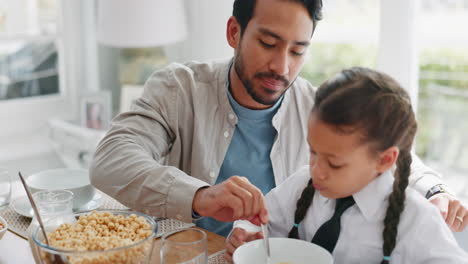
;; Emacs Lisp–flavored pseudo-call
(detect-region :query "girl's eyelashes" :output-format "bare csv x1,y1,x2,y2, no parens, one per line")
310,149,343,169
328,162,343,170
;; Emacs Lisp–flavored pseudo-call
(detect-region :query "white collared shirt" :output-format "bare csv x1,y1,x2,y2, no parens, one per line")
235,166,468,264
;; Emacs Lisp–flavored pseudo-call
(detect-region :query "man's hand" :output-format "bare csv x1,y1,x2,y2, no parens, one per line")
192,176,268,223
429,193,468,232
224,227,263,263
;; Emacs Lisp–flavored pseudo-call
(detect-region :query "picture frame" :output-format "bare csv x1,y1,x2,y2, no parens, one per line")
80,91,112,130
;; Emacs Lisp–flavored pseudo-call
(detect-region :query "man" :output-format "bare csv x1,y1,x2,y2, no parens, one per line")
90,0,467,237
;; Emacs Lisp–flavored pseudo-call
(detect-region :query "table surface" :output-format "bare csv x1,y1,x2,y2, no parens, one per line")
0,179,227,263
152,227,226,264
0,226,226,264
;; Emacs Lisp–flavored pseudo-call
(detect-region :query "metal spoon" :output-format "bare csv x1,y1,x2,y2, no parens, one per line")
261,223,271,264
18,171,67,264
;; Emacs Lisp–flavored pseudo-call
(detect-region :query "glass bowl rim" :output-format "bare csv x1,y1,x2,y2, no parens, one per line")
161,227,207,246
32,189,74,204
0,215,7,232
32,209,157,255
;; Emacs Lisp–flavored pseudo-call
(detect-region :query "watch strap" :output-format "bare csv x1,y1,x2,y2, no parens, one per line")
425,184,450,199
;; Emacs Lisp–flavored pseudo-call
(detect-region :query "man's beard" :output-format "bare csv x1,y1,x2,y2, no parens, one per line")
233,50,291,106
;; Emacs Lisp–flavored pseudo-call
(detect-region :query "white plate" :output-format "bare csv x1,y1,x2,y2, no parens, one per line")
10,193,103,218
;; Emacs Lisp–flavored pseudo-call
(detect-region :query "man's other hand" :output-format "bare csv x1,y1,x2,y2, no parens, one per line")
429,193,468,232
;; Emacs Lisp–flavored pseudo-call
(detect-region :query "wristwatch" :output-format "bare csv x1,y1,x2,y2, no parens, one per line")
425,184,451,199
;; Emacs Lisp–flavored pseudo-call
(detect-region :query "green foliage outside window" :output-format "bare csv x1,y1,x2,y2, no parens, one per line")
299,44,468,167
300,43,377,86
417,48,468,166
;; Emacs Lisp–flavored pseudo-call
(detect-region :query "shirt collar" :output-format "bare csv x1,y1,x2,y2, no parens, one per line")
352,169,394,222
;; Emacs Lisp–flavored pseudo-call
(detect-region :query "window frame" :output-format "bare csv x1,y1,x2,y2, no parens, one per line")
0,0,99,139
377,0,420,110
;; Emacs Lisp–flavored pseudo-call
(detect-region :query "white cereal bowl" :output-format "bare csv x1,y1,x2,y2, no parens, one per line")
233,237,333,264
0,215,7,240
27,168,95,210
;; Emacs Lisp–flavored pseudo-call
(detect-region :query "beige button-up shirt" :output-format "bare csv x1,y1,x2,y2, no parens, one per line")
90,59,443,222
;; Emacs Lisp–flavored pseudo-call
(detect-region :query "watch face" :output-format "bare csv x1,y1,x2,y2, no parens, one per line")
426,184,446,199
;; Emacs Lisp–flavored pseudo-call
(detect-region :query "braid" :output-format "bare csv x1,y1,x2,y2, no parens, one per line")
288,179,315,238
380,151,412,264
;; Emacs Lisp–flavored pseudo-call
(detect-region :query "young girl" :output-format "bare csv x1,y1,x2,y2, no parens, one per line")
225,67,468,263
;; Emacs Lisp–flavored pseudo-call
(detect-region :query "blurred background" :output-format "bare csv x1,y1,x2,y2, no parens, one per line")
0,0,466,205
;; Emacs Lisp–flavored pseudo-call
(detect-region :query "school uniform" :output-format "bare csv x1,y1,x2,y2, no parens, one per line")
234,166,468,263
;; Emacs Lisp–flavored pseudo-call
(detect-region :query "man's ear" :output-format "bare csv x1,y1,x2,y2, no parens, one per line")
376,146,399,173
226,16,241,49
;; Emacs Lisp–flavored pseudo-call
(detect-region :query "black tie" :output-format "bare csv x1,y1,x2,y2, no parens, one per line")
311,196,355,253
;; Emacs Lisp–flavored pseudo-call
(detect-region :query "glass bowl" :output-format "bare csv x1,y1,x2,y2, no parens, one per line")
32,210,157,264
0,215,7,240
27,168,95,210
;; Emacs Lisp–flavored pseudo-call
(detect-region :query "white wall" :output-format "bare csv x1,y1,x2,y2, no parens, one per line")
165,0,233,62
377,0,420,109
98,0,234,114
97,45,120,115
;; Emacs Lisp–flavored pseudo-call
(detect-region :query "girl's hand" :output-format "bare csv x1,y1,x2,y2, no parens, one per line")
224,227,264,263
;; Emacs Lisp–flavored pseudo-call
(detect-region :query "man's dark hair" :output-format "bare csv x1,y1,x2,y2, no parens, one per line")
232,0,323,35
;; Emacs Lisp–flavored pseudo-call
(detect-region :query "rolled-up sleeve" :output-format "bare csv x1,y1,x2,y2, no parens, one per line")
90,67,209,222
408,153,445,197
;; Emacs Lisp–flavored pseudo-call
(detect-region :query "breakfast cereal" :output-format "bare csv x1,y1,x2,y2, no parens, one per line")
40,211,154,264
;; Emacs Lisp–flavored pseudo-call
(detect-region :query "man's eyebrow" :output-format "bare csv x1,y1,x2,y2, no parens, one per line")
258,27,310,47
259,28,283,40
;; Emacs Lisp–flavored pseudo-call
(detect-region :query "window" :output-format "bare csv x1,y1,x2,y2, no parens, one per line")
0,0,100,140
416,0,468,199
0,0,59,100
300,0,380,84
300,0,468,201
0,0,66,140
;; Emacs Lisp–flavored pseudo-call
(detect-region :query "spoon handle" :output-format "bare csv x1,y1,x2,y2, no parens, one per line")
261,223,271,264
18,171,50,245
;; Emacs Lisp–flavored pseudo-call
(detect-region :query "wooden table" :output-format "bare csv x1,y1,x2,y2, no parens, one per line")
151,227,226,263
0,179,227,263
0,225,226,263
0,229,35,263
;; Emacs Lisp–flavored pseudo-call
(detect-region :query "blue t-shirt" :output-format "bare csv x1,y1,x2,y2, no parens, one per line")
196,86,282,236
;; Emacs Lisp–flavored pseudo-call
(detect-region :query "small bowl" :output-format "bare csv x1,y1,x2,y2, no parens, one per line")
27,168,95,210
233,237,333,264
0,215,7,240
32,210,157,264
